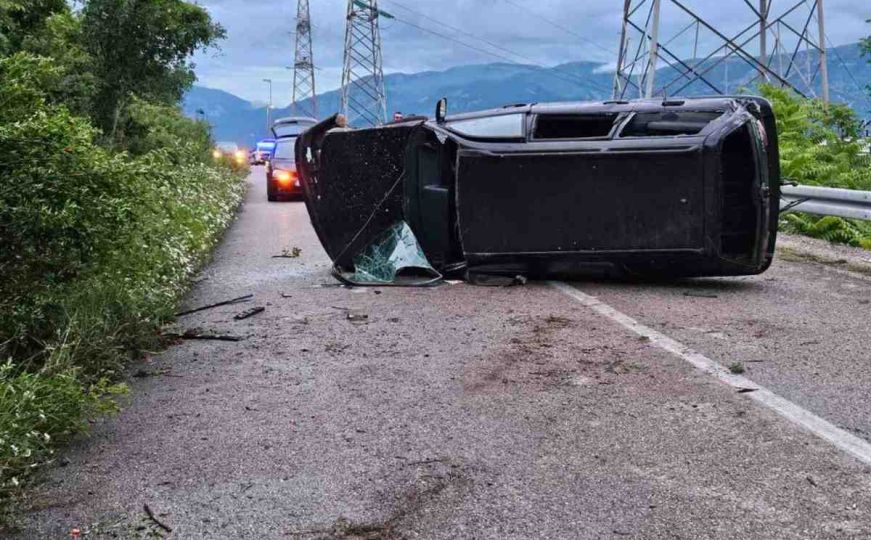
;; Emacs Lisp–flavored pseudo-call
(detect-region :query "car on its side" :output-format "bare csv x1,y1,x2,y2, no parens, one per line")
297,96,781,282
213,141,246,165
266,137,302,202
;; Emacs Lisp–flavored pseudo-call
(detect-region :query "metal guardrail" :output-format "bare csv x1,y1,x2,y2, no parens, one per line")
780,185,871,221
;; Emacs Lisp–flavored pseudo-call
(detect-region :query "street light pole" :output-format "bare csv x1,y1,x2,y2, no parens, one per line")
262,78,273,132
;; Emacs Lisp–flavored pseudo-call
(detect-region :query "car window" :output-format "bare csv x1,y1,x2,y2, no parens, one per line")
447,114,524,138
272,122,314,138
216,142,238,152
273,138,297,160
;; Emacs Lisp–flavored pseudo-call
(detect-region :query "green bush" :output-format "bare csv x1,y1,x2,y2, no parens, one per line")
0,362,126,504
758,84,871,247
0,52,246,507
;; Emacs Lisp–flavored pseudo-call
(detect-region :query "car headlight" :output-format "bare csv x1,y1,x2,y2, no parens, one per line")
212,150,222,159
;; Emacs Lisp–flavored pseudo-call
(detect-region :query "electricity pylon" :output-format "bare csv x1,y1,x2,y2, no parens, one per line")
292,0,317,118
613,0,829,102
340,0,388,127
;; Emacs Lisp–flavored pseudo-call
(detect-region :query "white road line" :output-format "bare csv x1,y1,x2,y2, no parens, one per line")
550,280,871,468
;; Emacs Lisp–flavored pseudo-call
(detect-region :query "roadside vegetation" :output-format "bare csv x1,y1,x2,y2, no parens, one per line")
0,0,246,522
762,24,871,248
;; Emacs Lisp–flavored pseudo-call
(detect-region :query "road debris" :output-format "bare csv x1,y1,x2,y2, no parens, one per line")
684,291,719,299
729,362,746,374
347,312,369,323
132,368,175,378
234,306,266,320
165,329,244,342
510,275,528,286
273,247,302,258
143,503,172,533
175,294,253,317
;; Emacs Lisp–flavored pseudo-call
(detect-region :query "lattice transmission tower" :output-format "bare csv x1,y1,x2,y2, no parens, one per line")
340,0,388,127
613,0,829,102
292,0,317,118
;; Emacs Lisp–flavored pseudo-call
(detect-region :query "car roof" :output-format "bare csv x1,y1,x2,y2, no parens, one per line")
441,96,748,123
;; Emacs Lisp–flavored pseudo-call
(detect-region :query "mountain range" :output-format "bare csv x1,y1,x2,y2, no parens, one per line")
184,43,870,146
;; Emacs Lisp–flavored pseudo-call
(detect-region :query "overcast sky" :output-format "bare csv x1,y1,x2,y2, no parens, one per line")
192,0,869,104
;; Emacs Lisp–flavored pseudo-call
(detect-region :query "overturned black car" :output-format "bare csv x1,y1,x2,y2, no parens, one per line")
296,97,780,284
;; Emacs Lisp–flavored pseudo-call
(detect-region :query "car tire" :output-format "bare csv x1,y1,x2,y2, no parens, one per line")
267,181,277,202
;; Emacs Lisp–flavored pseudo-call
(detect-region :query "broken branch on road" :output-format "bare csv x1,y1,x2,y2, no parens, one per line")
234,306,266,320
174,294,253,317
164,329,244,342
683,291,719,299
143,503,172,533
273,247,302,258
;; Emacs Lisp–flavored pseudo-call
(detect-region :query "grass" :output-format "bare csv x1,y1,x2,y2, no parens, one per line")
729,362,746,375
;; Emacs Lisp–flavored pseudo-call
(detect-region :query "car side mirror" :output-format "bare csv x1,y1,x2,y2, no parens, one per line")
435,98,447,124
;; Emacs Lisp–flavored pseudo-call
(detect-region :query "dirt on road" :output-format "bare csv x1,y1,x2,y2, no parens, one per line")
15,171,871,539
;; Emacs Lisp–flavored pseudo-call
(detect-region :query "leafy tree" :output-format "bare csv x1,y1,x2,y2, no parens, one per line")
759,84,871,247
119,97,213,161
0,0,67,54
80,0,225,143
20,13,96,116
760,84,869,189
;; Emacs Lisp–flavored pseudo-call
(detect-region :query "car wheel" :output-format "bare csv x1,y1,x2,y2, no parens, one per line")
267,181,277,202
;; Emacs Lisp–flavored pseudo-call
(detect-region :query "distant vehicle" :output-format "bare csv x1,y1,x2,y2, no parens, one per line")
297,96,781,283
251,139,276,165
213,141,246,165
266,137,302,202
271,117,317,139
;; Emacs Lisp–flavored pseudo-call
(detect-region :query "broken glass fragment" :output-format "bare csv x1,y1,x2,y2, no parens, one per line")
352,222,439,284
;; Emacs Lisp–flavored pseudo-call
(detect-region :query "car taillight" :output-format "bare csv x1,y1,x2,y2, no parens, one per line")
275,170,297,184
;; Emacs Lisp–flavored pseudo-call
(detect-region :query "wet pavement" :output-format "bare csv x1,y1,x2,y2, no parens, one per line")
16,170,871,539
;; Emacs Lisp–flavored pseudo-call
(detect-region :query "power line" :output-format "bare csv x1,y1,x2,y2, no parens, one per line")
382,0,555,68
378,2,610,95
824,34,864,97
499,0,616,57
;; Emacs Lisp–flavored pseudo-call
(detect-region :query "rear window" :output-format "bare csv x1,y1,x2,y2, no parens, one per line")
620,111,723,137
273,138,297,160
533,114,620,139
273,122,314,138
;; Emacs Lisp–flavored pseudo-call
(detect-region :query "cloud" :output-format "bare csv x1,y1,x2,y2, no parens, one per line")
192,0,870,103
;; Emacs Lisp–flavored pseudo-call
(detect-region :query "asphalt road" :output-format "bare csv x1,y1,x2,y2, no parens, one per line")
17,170,871,539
